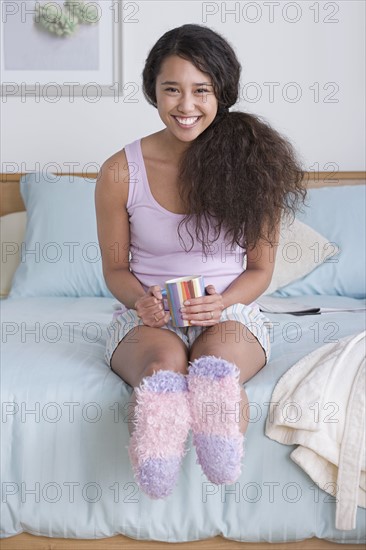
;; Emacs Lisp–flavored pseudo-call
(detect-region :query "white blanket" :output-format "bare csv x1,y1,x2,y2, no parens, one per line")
265,330,366,531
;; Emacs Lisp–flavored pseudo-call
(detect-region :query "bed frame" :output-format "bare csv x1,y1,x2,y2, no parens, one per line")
1,171,365,550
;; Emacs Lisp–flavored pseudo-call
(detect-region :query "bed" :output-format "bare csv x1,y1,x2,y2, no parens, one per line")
1,171,365,549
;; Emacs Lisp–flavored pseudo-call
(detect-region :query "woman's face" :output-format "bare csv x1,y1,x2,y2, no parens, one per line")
155,55,218,144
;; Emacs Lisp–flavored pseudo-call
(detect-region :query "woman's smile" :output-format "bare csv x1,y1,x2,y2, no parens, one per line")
172,115,203,128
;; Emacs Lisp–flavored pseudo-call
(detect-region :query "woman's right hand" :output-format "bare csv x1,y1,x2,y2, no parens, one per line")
134,286,171,327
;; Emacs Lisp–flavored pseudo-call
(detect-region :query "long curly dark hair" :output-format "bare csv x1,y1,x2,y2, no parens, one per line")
142,24,307,256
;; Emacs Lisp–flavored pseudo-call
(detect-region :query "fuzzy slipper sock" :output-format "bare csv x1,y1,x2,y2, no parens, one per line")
187,355,244,484
128,370,191,499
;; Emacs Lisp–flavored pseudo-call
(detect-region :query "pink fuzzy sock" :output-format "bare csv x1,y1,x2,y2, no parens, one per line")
187,355,244,484
128,370,191,499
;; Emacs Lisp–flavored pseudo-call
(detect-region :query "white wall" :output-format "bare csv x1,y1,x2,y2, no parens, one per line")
1,0,365,172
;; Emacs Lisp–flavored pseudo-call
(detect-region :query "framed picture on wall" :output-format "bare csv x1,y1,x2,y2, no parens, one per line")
0,0,123,97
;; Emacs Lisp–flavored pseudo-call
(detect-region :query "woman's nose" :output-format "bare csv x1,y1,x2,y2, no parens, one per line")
177,93,197,114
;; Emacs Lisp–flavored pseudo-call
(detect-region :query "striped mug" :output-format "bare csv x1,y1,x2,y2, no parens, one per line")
162,276,206,327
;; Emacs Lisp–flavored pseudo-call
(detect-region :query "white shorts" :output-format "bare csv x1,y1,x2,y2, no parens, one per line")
105,303,273,368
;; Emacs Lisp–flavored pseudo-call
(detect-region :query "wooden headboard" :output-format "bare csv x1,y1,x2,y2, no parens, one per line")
0,172,365,217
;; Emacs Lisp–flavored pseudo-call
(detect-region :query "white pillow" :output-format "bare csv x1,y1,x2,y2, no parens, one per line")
262,217,340,296
0,211,27,297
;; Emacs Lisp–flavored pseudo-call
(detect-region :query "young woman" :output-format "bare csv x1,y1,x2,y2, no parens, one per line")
95,24,306,500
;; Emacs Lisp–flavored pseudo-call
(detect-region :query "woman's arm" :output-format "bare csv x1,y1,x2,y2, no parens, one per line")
95,149,146,309
221,219,281,308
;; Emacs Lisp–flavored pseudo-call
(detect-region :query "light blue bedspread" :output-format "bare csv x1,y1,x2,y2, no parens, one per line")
1,296,365,543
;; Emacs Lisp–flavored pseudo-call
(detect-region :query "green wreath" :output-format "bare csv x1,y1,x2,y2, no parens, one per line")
34,1,99,37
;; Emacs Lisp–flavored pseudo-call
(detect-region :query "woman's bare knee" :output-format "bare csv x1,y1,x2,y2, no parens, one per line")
139,337,189,380
111,327,189,387
141,354,188,381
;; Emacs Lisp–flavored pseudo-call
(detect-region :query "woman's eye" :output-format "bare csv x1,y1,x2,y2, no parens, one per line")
164,87,210,94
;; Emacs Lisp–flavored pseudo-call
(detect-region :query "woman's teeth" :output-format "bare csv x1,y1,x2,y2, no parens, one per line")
175,116,200,125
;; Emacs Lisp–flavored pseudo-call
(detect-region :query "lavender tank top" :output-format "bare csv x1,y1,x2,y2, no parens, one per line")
125,139,257,307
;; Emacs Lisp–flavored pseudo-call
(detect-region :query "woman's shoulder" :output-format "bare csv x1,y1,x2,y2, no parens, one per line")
99,147,129,180
96,132,163,202
96,147,130,206
101,132,160,169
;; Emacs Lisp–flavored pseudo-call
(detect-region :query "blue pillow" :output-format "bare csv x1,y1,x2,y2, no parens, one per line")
9,173,113,298
271,185,366,299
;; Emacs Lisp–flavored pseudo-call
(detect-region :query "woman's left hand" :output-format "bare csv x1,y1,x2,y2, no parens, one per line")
179,284,225,326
